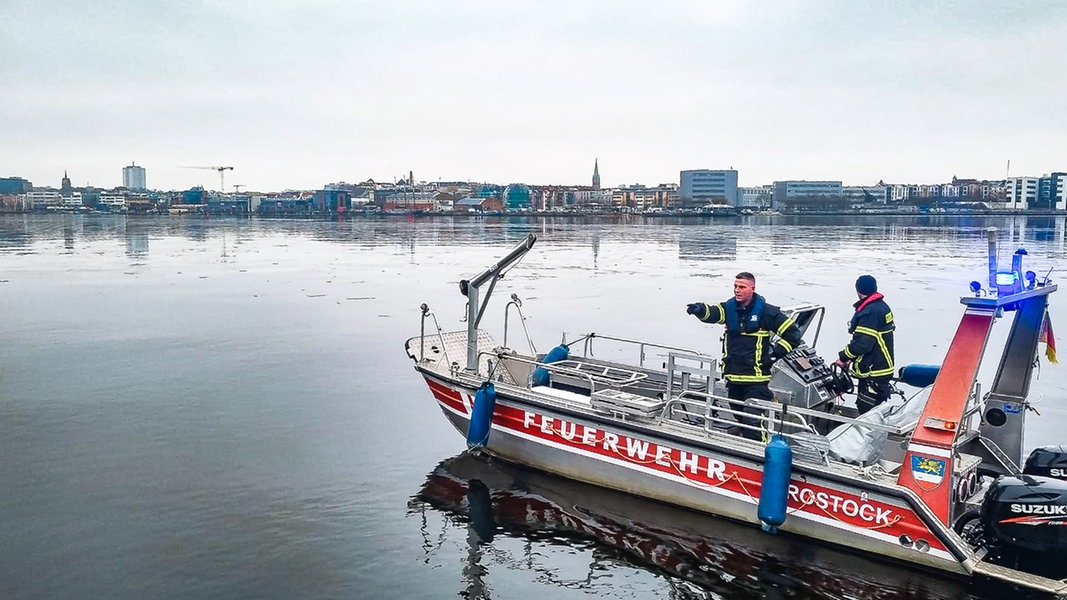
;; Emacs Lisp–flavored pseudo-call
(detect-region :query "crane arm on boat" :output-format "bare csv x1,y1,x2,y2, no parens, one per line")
459,234,536,371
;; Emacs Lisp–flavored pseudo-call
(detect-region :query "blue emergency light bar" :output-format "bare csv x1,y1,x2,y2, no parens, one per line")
995,271,1017,286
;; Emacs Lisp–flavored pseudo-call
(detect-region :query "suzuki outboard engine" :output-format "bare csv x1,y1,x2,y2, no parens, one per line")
1023,445,1067,481
977,473,1067,577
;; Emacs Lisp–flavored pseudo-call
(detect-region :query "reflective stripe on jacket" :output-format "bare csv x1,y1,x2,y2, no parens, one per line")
839,293,895,379
696,294,804,383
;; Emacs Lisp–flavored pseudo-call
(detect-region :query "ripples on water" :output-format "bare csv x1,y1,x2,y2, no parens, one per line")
1,213,1065,600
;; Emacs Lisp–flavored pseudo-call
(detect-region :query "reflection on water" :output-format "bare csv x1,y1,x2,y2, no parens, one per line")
3,213,1066,259
413,452,1000,600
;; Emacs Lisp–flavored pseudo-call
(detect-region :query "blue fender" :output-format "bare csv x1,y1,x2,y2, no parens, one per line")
757,434,793,533
898,364,941,388
466,382,497,448
531,344,570,387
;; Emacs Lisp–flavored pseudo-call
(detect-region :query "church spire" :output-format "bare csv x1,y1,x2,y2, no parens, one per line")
60,170,72,196
592,158,601,190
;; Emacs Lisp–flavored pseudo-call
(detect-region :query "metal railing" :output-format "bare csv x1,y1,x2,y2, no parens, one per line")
418,303,452,367
565,332,703,369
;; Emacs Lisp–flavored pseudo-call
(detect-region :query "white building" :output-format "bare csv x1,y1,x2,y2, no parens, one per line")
1006,177,1039,210
25,190,62,207
100,194,127,211
62,191,83,207
123,163,147,191
738,186,772,209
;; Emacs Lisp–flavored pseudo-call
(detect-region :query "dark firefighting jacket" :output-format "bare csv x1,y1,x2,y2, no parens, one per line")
838,292,895,379
692,294,804,383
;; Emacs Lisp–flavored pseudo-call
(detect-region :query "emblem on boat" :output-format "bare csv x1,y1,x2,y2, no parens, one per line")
910,455,946,486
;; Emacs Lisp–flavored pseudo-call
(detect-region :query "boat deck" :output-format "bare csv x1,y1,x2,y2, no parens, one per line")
407,329,953,483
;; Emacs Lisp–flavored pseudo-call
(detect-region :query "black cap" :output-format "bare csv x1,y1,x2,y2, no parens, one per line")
856,275,877,295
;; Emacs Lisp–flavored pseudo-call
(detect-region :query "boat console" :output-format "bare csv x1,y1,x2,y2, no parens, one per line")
769,345,853,409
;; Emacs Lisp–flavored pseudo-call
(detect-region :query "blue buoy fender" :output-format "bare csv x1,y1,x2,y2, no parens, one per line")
897,364,941,388
466,382,497,448
531,344,570,387
757,434,793,533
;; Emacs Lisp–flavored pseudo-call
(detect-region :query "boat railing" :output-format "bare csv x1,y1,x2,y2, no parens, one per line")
418,303,452,367
664,351,719,400
666,390,915,465
665,391,828,446
485,350,649,393
543,359,649,390
503,294,538,356
745,398,908,435
565,332,703,370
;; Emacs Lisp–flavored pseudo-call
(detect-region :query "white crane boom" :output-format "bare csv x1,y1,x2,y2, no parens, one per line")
180,166,234,192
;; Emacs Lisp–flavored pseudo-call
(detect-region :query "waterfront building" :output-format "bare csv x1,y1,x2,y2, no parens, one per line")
612,183,676,211
841,184,890,206
938,184,961,199
25,189,62,208
258,196,313,216
738,186,772,209
772,180,844,211
382,191,436,212
952,177,983,200
475,184,502,199
503,184,532,210
570,188,613,210
62,191,84,208
529,185,576,211
313,189,351,213
99,194,126,211
454,197,504,212
126,192,154,213
182,187,205,204
890,184,918,203
0,176,32,194
0,193,30,211
1038,172,1067,210
680,170,739,206
122,163,147,191
1006,177,1040,210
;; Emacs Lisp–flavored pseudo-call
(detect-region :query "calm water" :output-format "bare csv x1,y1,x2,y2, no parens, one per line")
2,213,1066,600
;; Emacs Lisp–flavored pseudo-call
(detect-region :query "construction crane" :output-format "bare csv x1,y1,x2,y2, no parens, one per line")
233,184,245,193
181,166,234,192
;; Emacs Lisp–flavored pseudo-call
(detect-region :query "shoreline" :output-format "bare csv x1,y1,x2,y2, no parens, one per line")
2,209,1065,219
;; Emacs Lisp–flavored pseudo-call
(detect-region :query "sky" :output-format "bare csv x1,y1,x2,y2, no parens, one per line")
2,0,1066,192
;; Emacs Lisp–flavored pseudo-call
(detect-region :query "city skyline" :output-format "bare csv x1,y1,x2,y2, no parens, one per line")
3,1,1066,192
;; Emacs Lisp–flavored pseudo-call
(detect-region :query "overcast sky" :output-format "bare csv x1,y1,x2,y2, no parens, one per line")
2,0,1065,192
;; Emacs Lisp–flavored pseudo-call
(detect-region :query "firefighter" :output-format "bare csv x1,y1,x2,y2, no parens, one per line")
834,274,895,414
686,272,804,440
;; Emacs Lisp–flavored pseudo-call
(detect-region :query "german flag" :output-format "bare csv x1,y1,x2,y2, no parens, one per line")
1040,310,1058,364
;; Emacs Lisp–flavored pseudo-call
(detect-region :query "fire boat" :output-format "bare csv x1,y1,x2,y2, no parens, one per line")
405,229,1067,595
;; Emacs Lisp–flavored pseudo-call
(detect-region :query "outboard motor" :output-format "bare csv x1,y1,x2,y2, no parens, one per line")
977,474,1067,577
1023,445,1067,481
